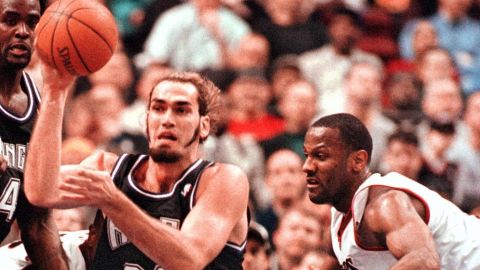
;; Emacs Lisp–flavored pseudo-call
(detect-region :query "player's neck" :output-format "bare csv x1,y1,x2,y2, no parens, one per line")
141,157,197,193
0,69,22,97
335,171,370,213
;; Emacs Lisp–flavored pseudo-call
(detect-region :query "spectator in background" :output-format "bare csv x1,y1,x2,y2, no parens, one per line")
61,137,96,165
227,75,285,142
268,54,304,109
383,72,423,130
107,0,152,57
296,250,340,270
386,19,438,75
418,121,458,201
416,47,459,89
202,92,268,212
228,32,270,72
448,92,480,211
243,222,272,270
256,149,306,236
338,61,396,171
262,79,318,158
52,208,90,232
202,32,271,90
137,0,251,71
250,0,329,62
86,84,127,148
298,5,381,115
120,65,172,136
419,78,465,139
380,130,423,180
400,0,480,95
271,207,323,270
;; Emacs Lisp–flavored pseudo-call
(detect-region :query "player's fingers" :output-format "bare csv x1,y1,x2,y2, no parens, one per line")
59,193,93,205
76,168,110,182
59,179,90,193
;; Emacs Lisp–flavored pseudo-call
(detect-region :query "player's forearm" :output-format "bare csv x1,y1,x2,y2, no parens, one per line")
19,210,68,270
390,249,440,270
101,191,208,270
24,91,68,207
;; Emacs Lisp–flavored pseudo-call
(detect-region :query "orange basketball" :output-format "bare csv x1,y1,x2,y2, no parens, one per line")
35,0,118,76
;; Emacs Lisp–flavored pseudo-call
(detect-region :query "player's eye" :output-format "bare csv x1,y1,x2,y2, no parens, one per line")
5,17,17,26
27,18,39,29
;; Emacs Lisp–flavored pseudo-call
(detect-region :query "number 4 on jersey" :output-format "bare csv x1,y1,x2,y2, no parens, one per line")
0,178,20,222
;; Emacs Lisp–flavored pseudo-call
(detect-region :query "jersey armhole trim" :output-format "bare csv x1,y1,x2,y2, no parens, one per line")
352,184,431,251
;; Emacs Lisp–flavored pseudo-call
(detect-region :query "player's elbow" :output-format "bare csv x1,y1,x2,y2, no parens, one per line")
25,191,52,208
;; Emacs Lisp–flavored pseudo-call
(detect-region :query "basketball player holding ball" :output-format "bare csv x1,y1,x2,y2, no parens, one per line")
0,0,75,268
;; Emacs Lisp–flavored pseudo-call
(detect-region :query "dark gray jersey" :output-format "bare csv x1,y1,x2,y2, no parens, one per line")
92,154,245,270
0,72,40,240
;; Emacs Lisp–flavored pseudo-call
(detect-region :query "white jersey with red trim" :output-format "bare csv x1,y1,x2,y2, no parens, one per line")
331,172,480,270
0,230,88,270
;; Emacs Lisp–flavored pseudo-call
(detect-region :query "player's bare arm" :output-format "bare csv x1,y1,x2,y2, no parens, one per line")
364,188,440,270
16,204,68,270
24,63,79,208
59,162,249,270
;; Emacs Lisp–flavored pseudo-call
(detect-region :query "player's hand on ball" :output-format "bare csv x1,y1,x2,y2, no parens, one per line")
40,61,76,95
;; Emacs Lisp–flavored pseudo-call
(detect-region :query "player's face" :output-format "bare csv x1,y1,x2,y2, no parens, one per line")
146,81,209,163
0,0,40,69
303,127,351,205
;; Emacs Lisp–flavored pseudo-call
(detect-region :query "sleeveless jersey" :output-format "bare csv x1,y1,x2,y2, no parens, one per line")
0,230,88,270
0,72,41,241
91,154,246,270
332,172,480,270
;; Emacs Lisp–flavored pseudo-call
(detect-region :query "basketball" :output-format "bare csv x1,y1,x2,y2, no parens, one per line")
35,0,118,76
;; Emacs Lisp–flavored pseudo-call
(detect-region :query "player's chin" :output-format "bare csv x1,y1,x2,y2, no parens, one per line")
308,191,327,204
6,57,30,69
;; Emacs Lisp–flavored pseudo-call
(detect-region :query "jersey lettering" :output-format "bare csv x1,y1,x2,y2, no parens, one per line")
107,217,180,250
0,178,20,222
124,263,164,270
341,258,360,270
0,137,28,172
107,219,129,250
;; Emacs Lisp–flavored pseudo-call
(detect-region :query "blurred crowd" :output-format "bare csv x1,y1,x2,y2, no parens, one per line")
23,0,480,269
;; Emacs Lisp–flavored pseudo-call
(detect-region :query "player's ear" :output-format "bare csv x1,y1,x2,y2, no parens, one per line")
199,115,210,141
350,150,368,173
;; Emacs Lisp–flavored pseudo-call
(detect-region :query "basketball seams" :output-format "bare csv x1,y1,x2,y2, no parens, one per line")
35,0,117,76
49,12,62,70
66,17,92,74
46,8,115,53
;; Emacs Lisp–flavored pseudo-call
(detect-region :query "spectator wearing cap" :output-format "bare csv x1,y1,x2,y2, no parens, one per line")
243,222,272,270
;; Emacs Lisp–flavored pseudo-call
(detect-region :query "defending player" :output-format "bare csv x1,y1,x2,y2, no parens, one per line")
24,71,249,269
303,113,480,269
0,0,71,268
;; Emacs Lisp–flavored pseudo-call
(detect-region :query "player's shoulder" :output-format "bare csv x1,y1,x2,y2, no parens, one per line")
201,162,249,189
205,162,246,179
